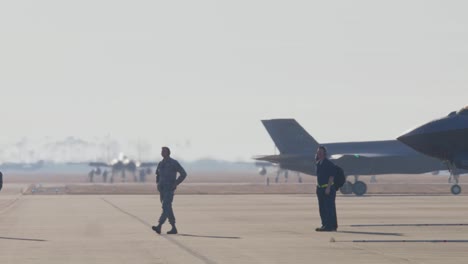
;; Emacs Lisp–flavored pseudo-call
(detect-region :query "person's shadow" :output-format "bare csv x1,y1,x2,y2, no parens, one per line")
0,236,46,242
337,230,403,236
178,234,241,239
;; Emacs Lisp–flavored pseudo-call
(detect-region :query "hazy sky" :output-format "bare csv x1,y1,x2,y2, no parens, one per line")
1,1,467,161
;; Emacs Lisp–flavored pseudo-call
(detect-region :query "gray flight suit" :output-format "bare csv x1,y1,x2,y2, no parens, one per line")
156,158,187,225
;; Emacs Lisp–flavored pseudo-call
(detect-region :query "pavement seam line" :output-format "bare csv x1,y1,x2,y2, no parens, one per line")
0,194,22,215
100,197,218,264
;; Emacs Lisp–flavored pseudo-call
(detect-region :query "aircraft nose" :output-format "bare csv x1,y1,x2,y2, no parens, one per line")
397,122,434,151
396,133,409,144
397,134,414,151
397,127,421,145
397,120,443,157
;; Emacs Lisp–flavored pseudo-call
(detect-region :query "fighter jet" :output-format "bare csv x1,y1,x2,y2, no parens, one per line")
254,119,446,196
398,106,468,195
255,161,302,184
88,153,157,183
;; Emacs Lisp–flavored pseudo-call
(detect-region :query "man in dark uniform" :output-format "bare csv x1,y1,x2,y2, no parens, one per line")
0,171,3,191
152,147,187,235
102,170,108,183
315,146,338,232
88,170,94,183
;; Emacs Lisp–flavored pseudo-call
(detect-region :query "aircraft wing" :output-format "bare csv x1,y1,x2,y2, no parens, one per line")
255,153,392,164
139,162,158,167
330,153,396,160
89,162,110,167
255,161,276,167
253,154,308,163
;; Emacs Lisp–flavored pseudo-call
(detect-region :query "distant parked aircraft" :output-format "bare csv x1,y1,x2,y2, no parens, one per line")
88,153,157,183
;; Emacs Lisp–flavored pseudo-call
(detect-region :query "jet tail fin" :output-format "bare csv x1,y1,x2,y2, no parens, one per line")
261,119,319,154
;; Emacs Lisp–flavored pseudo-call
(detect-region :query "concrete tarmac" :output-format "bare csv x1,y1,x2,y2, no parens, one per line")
1,192,468,263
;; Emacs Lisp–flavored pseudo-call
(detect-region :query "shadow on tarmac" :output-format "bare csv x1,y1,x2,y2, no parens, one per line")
337,230,403,236
179,234,241,239
0,236,46,242
350,223,468,227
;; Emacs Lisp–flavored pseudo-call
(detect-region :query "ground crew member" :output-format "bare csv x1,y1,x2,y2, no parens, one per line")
88,170,94,183
139,169,146,182
102,170,108,183
0,171,3,191
315,146,338,232
152,147,187,235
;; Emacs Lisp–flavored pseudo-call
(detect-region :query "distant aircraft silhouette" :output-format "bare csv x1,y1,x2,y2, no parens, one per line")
88,153,157,183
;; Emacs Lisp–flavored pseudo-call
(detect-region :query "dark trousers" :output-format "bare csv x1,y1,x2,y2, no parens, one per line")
158,185,176,225
316,187,337,230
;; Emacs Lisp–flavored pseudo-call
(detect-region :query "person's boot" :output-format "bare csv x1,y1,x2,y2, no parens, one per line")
152,224,162,234
167,225,178,235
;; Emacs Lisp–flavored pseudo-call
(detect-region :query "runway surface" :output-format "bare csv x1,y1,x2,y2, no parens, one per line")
1,190,468,263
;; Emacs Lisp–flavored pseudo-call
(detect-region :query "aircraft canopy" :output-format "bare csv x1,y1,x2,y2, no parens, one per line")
457,106,468,115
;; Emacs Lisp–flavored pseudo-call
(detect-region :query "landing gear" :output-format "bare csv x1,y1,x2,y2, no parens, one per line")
352,181,367,196
297,172,303,183
447,161,462,195
451,185,461,195
338,176,368,196
275,169,288,183
339,181,353,195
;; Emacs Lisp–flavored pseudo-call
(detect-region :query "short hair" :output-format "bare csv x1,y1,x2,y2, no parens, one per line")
162,146,171,155
318,145,327,155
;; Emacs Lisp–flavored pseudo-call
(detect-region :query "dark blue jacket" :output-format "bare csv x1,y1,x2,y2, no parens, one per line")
156,158,187,186
316,158,335,186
